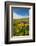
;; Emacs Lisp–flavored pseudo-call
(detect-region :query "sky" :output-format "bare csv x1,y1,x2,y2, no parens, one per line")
11,7,30,19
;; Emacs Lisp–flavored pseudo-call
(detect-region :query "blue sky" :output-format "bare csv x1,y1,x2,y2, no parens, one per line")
12,7,30,16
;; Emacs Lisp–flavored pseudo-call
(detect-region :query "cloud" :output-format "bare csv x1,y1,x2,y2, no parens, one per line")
13,12,29,19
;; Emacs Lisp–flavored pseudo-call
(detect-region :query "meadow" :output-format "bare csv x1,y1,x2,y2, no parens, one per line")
12,18,29,36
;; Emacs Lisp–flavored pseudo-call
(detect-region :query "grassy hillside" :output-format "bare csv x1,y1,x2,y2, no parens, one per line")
11,18,29,36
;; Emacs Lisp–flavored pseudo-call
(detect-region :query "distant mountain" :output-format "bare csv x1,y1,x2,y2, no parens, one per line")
13,12,29,19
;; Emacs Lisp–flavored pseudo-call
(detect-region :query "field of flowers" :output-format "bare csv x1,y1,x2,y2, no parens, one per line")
12,18,29,36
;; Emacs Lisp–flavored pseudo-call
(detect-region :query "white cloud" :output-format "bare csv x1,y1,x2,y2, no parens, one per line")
13,12,29,19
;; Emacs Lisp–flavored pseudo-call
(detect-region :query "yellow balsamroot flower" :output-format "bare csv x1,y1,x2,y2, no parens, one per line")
25,24,29,27
17,23,24,27
17,23,29,27
21,24,24,26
